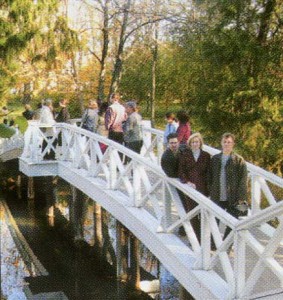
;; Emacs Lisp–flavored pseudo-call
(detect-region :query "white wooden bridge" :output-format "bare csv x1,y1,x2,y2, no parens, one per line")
1,122,283,300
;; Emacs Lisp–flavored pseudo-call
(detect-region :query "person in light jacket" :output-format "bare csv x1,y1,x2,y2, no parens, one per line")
124,101,143,154
80,100,99,133
105,93,127,144
40,98,56,159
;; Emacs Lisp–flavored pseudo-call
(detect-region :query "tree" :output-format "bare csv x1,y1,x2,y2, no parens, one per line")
175,0,283,172
0,0,59,102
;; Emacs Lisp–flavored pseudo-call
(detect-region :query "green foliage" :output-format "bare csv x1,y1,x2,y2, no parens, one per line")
0,0,80,101
119,0,282,174
0,123,16,138
14,115,28,133
1,0,282,176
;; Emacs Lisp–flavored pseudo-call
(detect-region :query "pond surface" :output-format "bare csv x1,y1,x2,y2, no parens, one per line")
1,160,193,300
1,189,151,300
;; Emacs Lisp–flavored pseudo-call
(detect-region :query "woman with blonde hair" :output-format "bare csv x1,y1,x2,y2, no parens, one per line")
178,132,211,240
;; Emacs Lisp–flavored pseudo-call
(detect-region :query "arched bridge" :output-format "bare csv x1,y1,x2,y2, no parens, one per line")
0,131,24,162
2,122,283,299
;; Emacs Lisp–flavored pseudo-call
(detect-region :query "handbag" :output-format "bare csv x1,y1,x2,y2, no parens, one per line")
81,109,89,130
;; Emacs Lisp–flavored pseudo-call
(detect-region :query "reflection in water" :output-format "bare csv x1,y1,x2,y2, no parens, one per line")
1,189,153,300
1,201,29,300
1,161,189,300
56,180,183,300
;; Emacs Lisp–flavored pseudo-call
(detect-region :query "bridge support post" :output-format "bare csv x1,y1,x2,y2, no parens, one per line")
70,187,88,240
234,230,247,299
18,174,33,200
27,177,34,199
251,175,261,214
129,233,140,289
93,202,103,258
32,176,56,213
116,221,129,281
179,286,192,300
45,176,57,219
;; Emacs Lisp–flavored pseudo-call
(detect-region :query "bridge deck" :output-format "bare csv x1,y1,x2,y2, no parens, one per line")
19,158,283,300
2,123,283,300
19,158,229,299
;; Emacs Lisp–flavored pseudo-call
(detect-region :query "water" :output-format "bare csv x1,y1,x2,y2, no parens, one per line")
0,160,191,300
0,162,150,300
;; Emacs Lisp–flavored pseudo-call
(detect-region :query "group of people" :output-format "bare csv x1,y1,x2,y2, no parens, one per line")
21,100,248,234
1,106,16,129
80,93,143,157
161,130,248,240
22,94,143,160
163,111,191,149
22,99,70,124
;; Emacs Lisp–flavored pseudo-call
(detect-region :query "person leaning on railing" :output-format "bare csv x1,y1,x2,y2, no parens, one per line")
178,132,211,241
124,101,143,155
161,133,180,178
39,98,56,160
105,93,127,145
80,99,99,133
210,132,248,240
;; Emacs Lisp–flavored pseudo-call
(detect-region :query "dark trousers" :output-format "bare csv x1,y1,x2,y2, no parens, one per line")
42,137,56,160
180,194,201,242
213,200,245,249
124,140,143,164
125,140,143,154
108,131,124,160
108,131,124,144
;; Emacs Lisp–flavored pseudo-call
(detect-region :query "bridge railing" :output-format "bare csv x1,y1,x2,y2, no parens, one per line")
0,130,24,154
141,126,283,298
20,122,283,299
142,126,283,211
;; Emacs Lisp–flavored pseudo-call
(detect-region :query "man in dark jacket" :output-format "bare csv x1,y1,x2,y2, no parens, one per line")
55,99,70,123
210,132,248,218
161,133,179,178
22,104,34,120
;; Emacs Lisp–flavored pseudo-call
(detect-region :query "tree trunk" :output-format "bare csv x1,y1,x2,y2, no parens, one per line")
109,0,132,97
151,10,159,127
257,0,276,44
97,0,110,103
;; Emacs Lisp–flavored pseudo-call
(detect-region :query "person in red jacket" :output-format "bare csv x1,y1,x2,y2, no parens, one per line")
176,111,191,150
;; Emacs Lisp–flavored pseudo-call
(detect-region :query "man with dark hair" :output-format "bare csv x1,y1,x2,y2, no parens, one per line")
22,104,34,120
161,133,179,178
55,99,70,123
210,132,248,218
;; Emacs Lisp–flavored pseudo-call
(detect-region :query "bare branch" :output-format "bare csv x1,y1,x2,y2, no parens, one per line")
88,47,102,63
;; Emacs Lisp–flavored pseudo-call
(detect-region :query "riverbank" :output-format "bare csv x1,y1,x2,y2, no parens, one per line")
0,200,28,300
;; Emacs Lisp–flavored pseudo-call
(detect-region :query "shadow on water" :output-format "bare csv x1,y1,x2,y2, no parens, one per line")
1,160,151,300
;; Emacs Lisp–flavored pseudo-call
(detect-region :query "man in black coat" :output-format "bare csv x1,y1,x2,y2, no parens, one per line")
210,132,248,218
55,99,70,123
161,133,179,178
22,104,34,120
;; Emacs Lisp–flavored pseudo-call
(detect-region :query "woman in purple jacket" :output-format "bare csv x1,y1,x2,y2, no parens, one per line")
178,132,211,240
